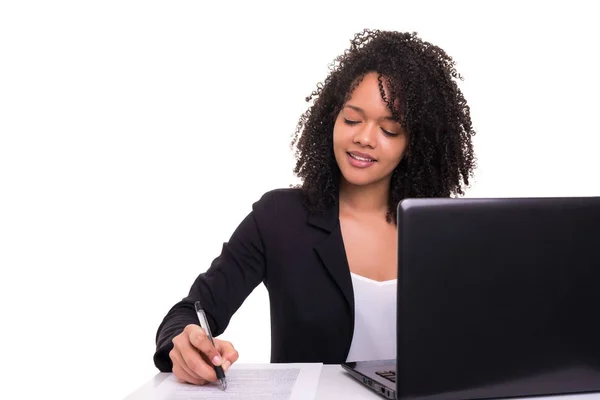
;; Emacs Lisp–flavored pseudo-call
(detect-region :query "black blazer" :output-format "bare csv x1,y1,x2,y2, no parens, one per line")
153,188,356,372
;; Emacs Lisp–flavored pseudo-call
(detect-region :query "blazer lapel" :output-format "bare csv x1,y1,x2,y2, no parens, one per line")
308,202,354,315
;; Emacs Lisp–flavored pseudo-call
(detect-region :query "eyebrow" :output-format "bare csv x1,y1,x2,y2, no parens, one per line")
344,104,398,122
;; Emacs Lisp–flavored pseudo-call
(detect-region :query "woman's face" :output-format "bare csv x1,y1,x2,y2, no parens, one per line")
333,72,408,188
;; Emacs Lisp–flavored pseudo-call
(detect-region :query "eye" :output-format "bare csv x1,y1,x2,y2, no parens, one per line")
343,118,360,126
381,128,399,137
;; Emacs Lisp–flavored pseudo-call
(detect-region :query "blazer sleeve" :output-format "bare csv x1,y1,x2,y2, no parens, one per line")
153,190,275,372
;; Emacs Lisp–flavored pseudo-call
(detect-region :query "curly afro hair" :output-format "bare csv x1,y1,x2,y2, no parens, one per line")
291,29,477,223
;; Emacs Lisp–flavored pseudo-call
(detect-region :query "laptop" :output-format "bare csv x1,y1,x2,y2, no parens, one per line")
342,196,600,400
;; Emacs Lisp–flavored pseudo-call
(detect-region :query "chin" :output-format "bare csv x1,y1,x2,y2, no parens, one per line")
340,169,384,187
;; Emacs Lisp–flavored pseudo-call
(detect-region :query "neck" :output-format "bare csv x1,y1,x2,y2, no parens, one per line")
338,178,390,216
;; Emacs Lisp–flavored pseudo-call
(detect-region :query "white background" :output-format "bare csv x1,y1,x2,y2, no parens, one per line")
1,1,599,399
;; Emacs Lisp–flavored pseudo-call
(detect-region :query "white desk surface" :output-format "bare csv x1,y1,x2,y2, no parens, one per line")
124,364,600,400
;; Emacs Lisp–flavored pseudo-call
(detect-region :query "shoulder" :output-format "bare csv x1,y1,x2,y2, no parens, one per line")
253,187,305,211
251,187,309,225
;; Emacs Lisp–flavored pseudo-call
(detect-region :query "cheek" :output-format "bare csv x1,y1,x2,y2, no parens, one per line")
332,124,346,150
383,139,408,162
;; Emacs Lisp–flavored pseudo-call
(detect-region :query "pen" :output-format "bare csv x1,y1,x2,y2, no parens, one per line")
194,301,227,391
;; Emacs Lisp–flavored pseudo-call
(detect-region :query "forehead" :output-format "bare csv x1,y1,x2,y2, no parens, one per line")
344,73,398,116
348,72,389,96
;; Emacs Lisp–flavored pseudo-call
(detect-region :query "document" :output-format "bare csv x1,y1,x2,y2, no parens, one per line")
155,363,323,400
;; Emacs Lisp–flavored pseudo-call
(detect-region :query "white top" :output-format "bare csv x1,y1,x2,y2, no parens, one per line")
346,272,397,362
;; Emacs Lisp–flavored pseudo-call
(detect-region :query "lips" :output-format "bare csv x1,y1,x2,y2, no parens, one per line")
347,151,376,162
346,151,377,169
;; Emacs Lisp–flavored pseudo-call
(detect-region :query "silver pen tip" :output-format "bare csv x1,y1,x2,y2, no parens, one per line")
220,378,227,391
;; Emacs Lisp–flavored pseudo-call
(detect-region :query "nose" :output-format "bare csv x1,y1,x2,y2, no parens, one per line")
353,123,377,148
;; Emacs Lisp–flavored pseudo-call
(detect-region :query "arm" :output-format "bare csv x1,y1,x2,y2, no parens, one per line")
153,191,273,372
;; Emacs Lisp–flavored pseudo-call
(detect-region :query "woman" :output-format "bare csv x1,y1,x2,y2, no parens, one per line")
153,29,476,385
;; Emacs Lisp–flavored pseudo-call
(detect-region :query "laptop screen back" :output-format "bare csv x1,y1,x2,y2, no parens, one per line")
395,197,600,400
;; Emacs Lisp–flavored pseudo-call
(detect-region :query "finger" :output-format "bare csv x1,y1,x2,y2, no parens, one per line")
187,327,224,367
173,362,207,385
216,341,239,372
169,348,204,382
179,336,218,381
173,330,213,380
178,325,219,380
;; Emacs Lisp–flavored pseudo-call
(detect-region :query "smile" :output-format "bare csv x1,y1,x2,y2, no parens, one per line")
346,152,377,168
348,152,376,162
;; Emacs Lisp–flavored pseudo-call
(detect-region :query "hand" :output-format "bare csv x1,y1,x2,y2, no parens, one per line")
169,324,239,385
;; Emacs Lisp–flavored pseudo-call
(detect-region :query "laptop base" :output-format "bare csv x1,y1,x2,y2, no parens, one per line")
342,360,396,399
